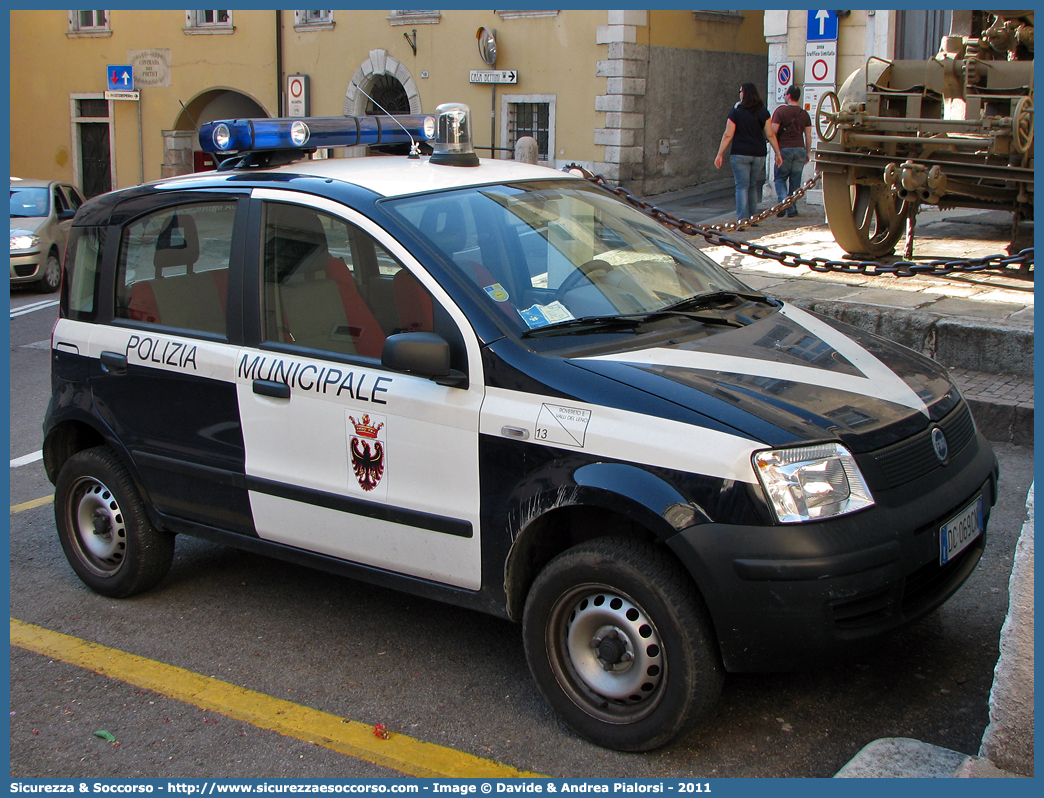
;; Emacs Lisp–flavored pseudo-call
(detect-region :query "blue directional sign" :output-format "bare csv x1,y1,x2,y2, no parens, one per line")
106,65,134,91
807,10,838,41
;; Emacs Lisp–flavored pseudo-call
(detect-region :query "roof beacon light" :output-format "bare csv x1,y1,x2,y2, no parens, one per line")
198,114,437,154
430,103,480,167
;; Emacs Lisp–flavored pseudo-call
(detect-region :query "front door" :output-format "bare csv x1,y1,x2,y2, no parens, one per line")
236,190,485,590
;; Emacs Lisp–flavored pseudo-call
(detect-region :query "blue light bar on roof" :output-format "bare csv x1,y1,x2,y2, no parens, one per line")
199,115,438,153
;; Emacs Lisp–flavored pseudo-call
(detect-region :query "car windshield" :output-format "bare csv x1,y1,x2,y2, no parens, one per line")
11,187,50,218
385,180,754,336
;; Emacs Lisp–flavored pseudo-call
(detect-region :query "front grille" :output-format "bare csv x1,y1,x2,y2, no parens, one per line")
870,402,976,489
14,264,38,277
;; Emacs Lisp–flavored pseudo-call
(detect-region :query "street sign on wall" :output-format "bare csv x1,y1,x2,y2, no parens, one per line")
106,65,134,91
807,10,838,41
775,61,795,104
804,40,837,86
469,70,517,84
287,74,309,117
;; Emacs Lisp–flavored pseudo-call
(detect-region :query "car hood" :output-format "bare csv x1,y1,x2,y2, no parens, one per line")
10,216,45,235
567,303,960,453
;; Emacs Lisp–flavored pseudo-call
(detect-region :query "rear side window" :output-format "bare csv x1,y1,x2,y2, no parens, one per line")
64,227,106,320
114,202,236,337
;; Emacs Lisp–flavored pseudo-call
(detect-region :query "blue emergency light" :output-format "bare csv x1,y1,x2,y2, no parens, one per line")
199,114,438,154
199,103,481,168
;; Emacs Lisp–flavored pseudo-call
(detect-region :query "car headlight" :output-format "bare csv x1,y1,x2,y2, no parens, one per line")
753,443,874,523
11,234,40,252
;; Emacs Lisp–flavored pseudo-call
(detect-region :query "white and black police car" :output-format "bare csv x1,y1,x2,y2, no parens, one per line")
45,103,998,751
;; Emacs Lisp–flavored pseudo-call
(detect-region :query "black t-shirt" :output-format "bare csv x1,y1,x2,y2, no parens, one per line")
728,104,770,157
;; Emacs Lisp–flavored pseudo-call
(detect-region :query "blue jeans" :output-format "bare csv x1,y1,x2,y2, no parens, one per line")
774,147,807,215
730,154,766,220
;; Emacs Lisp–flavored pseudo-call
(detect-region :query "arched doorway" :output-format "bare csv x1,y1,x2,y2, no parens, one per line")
344,51,422,155
165,89,270,175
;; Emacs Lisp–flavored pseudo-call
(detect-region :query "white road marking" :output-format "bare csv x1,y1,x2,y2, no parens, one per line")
10,299,59,319
11,450,43,468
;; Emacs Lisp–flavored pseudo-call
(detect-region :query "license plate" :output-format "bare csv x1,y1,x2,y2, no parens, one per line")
939,496,983,565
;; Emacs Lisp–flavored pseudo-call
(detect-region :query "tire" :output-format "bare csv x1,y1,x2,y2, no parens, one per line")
523,537,723,751
54,446,175,597
38,251,61,293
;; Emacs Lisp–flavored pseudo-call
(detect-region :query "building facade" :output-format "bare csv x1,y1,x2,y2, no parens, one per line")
9,9,768,199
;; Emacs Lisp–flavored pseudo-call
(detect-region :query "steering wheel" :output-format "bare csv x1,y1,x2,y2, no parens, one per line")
556,259,613,298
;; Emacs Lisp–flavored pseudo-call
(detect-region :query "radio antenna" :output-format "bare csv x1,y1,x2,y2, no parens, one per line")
351,82,420,158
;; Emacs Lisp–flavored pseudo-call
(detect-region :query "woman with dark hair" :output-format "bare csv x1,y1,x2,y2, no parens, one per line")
713,82,782,224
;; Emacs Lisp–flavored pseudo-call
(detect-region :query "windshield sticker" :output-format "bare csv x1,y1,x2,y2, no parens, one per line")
483,283,510,303
535,403,592,448
518,301,575,329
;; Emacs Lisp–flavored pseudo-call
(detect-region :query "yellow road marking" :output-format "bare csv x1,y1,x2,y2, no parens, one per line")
11,494,54,514
11,619,544,778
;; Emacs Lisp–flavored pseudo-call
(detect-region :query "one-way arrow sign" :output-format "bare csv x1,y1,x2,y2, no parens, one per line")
470,69,517,84
107,64,135,91
807,10,838,41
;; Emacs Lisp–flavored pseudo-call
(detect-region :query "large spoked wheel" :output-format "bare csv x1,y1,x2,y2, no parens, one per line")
523,538,723,751
822,171,911,258
815,90,840,143
55,446,175,598
38,251,61,293
1013,95,1034,155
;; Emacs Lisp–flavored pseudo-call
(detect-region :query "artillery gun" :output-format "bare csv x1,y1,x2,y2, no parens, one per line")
814,10,1033,259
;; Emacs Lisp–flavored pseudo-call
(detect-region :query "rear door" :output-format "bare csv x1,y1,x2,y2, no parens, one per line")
86,194,254,534
236,189,486,590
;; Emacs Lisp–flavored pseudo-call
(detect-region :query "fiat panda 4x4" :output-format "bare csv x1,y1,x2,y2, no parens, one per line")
44,103,998,752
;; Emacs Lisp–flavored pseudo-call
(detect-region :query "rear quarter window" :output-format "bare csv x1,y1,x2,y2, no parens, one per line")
63,227,106,320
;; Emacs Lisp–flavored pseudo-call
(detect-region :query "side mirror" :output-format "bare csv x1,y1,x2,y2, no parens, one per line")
58,209,76,222
381,332,468,388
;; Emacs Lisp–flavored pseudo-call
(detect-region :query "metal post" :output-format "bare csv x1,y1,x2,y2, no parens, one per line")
137,96,144,185
491,84,496,159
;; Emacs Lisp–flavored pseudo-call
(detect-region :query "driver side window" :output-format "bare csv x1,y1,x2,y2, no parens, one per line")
261,202,445,360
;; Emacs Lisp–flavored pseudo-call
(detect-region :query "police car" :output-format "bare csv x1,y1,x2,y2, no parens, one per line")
44,103,998,752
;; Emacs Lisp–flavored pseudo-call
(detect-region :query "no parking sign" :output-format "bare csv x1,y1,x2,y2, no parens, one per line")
775,61,794,104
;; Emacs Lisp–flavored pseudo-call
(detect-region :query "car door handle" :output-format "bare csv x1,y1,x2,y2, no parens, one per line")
253,379,290,399
99,351,127,375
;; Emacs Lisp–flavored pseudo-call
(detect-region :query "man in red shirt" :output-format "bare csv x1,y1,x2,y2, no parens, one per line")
771,85,813,217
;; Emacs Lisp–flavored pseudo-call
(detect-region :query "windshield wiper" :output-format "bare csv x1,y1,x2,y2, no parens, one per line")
520,314,646,338
664,289,774,313
520,308,742,338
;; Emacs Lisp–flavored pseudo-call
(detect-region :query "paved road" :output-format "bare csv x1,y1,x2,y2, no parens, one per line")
8,288,1034,779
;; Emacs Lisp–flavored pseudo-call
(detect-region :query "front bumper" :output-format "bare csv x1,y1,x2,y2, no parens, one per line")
668,430,999,672
10,252,43,283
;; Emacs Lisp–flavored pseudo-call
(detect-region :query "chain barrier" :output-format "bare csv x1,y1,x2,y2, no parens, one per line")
573,169,1034,278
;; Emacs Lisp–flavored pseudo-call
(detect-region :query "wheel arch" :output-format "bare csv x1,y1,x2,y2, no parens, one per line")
502,461,709,622
43,418,107,484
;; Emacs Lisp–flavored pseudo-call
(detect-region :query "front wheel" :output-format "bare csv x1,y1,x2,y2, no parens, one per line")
38,251,61,293
523,538,723,751
55,446,175,597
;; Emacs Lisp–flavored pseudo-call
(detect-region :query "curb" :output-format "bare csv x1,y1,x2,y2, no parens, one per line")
835,483,1035,778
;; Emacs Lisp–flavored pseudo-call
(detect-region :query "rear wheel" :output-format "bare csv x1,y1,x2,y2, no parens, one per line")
55,446,174,597
523,537,723,751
